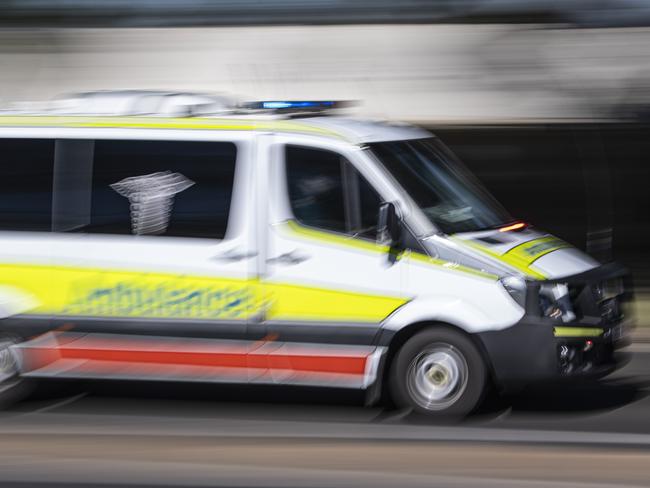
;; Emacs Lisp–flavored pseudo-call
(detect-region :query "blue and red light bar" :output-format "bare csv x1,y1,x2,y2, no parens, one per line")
245,100,350,111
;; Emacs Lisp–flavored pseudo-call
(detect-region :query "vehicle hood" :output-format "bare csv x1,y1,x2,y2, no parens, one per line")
451,227,599,280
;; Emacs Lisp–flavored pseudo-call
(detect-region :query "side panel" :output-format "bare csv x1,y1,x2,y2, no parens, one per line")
252,135,408,384
0,132,386,389
383,251,525,334
266,223,407,323
260,135,408,329
0,134,265,384
34,136,255,338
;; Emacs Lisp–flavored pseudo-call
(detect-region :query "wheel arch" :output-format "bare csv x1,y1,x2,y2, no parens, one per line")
370,320,497,406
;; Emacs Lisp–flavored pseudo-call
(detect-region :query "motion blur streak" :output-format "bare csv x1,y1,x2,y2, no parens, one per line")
2,435,650,487
0,24,650,122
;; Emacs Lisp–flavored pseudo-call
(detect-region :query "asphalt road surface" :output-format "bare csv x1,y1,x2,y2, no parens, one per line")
0,345,649,488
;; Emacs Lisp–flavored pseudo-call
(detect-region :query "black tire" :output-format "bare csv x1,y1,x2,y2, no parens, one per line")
388,327,487,419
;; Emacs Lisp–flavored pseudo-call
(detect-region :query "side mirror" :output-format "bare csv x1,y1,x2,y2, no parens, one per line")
377,202,402,251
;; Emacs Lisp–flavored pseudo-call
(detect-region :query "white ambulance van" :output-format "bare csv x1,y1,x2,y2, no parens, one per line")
0,97,630,417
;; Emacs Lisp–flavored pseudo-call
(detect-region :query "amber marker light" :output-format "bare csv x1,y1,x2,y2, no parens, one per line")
498,222,527,232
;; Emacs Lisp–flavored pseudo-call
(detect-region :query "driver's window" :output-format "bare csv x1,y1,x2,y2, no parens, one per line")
285,145,381,239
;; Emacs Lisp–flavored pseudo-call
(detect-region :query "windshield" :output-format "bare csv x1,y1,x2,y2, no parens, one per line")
369,138,513,234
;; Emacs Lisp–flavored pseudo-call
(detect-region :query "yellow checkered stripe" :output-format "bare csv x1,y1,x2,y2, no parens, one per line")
456,235,572,279
0,262,405,324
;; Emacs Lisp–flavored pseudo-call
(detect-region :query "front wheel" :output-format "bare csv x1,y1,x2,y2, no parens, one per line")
388,328,488,418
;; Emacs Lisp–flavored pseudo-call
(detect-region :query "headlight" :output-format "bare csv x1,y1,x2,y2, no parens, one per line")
500,276,527,309
539,283,576,323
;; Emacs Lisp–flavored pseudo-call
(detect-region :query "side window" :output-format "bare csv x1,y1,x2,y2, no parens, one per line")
87,140,237,239
285,145,382,238
0,138,54,231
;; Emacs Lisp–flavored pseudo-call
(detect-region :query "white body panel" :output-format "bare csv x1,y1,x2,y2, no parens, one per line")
533,247,599,278
451,227,599,279
385,255,525,332
262,135,405,306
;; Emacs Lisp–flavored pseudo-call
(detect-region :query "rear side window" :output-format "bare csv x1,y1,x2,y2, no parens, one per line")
0,138,54,231
285,145,382,238
87,140,237,238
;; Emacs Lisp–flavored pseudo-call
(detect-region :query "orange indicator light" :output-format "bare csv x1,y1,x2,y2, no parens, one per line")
498,222,526,232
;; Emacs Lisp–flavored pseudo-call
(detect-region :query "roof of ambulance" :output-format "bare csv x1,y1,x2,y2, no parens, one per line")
292,116,431,143
0,113,432,144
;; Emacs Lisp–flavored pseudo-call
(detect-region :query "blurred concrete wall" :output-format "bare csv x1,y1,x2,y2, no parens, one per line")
1,25,650,122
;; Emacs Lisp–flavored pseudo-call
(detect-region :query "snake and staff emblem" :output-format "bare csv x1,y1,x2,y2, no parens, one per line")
110,171,195,235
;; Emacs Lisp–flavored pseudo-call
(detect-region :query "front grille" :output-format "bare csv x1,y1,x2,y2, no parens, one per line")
561,280,625,325
527,262,630,326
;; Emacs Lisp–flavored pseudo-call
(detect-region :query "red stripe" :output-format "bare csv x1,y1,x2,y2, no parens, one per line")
54,346,367,375
27,359,366,388
60,348,249,369
260,353,366,375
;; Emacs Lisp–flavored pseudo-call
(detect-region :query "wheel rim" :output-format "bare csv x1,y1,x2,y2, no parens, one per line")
406,343,468,411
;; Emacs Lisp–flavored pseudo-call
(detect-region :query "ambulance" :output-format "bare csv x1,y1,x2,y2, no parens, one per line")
0,95,630,417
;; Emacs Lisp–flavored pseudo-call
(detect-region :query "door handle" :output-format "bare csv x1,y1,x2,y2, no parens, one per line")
267,250,311,266
211,250,258,262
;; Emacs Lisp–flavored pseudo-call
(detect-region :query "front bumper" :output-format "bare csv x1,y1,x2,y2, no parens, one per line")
477,318,629,392
478,262,632,392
